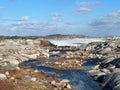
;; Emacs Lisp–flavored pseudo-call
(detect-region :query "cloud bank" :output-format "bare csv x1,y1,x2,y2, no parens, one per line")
75,1,101,14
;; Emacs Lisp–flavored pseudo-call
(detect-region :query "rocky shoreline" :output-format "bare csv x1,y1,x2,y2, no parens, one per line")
0,37,119,90
88,39,120,90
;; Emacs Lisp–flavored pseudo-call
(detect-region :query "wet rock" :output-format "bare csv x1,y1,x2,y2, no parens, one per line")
109,65,116,69
109,68,120,73
101,57,115,65
101,72,120,89
96,75,105,83
100,69,110,74
100,58,120,69
94,73,106,81
89,70,102,76
93,65,100,70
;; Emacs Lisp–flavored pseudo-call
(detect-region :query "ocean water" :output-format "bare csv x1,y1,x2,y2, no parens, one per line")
49,38,105,46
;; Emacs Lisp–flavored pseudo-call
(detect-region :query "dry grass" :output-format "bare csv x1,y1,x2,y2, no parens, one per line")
0,79,54,90
0,80,15,90
0,68,56,90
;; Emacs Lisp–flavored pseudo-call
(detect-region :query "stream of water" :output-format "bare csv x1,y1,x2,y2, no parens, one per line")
21,57,103,90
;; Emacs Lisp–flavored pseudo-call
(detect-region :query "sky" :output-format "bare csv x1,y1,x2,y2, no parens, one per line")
0,0,120,36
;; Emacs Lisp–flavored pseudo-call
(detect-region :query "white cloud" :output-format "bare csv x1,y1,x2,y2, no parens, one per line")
107,9,120,18
11,20,61,31
76,2,101,7
10,26,17,30
75,2,101,14
75,8,92,13
0,20,73,36
90,9,120,27
16,16,30,21
89,9,120,34
21,16,30,20
51,13,61,17
51,13,63,22
66,21,76,25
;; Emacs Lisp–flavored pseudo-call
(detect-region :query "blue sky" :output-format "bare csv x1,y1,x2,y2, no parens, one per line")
0,0,120,36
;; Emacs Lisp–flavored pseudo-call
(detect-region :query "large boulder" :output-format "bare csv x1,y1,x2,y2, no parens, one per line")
109,43,116,48
99,47,112,54
100,58,120,69
89,70,105,77
101,72,120,90
40,40,55,47
101,57,115,65
110,68,120,73
3,64,20,70
5,59,19,66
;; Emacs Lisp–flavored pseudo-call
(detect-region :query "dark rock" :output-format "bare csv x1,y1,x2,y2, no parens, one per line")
40,40,55,47
96,75,105,83
109,68,120,73
100,58,120,69
113,84,120,90
101,72,120,89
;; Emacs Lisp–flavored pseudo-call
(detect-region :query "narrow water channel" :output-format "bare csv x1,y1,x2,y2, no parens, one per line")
20,57,103,90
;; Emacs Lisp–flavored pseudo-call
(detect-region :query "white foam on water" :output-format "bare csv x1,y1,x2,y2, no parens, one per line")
49,38,106,46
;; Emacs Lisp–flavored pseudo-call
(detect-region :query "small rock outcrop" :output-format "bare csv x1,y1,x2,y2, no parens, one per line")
51,79,71,90
0,73,7,80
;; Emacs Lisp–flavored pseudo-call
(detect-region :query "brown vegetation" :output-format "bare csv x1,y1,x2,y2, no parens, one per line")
0,68,56,90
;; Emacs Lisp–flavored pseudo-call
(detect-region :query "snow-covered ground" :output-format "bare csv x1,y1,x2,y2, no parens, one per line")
49,38,106,46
